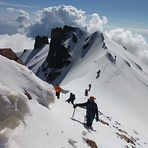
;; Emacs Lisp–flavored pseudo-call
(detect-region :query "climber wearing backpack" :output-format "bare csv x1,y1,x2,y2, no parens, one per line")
65,92,76,105
73,96,99,127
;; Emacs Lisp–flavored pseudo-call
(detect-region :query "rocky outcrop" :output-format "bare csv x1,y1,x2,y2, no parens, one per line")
83,138,98,148
46,25,77,68
34,36,49,49
36,25,79,84
24,90,32,100
36,26,76,83
0,48,24,64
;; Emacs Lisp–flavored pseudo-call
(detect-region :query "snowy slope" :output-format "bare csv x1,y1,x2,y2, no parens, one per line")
0,55,55,108
17,49,32,63
61,33,148,131
18,44,49,73
1,29,148,148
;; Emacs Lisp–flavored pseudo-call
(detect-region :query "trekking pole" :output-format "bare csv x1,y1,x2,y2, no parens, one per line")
72,108,76,119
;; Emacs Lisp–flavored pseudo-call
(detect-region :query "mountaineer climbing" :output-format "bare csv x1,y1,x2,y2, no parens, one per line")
65,93,76,105
96,70,101,79
88,84,91,91
54,84,62,99
73,96,99,127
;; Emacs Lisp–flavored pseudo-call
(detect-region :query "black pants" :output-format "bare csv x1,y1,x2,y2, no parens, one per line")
56,92,60,99
86,116,95,127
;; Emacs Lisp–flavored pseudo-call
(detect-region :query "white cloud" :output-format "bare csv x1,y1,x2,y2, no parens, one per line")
105,28,148,65
6,7,15,12
25,5,87,37
88,13,108,33
7,8,30,23
0,33,34,52
24,5,107,38
16,9,30,23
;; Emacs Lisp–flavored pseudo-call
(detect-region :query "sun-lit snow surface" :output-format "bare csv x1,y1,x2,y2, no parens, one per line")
1,30,148,148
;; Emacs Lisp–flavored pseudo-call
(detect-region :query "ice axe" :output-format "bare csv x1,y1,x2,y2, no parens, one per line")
72,108,76,119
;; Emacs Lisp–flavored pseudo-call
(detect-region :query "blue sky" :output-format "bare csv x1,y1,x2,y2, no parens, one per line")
0,0,148,37
0,0,148,36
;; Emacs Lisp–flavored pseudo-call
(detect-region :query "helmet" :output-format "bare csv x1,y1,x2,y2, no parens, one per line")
89,96,94,101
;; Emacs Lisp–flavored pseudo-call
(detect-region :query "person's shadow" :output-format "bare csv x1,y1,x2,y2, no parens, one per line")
70,118,97,132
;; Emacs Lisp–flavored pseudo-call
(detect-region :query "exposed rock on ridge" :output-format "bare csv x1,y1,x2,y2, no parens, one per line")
0,48,24,64
46,25,77,68
34,36,49,49
36,25,79,83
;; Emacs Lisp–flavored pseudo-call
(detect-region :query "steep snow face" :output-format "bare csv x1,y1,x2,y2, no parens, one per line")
61,33,148,133
60,33,148,127
35,28,90,85
36,30,105,85
61,31,105,83
18,45,49,73
0,55,55,108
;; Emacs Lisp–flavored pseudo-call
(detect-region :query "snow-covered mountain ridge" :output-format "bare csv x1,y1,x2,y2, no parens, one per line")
1,26,148,147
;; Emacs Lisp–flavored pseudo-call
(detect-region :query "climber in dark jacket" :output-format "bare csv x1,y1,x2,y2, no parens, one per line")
65,93,76,105
73,96,99,127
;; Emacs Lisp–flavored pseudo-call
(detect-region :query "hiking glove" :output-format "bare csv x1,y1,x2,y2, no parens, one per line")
73,104,77,108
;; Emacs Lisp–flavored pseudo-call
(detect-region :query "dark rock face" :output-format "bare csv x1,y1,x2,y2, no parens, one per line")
0,48,24,64
46,25,77,69
48,45,71,69
36,25,78,84
34,36,49,49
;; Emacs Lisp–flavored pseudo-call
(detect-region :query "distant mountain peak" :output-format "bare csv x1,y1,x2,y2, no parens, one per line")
35,26,108,84
18,25,109,84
